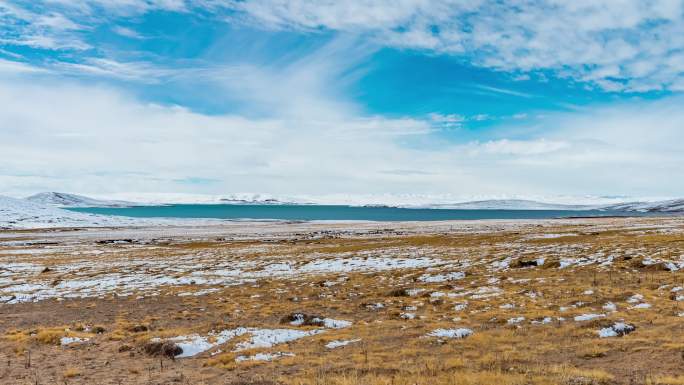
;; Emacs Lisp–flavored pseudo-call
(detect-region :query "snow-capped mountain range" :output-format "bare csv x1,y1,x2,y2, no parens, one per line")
25,192,138,208
13,192,684,212
412,199,592,210
1,192,682,229
0,195,226,229
0,195,141,229
602,199,684,213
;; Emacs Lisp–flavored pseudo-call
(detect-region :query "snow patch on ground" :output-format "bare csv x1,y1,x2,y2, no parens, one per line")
162,328,250,358
155,327,325,358
234,328,325,351
598,322,635,338
627,294,644,303
418,271,465,283
574,313,605,322
60,336,88,346
319,318,352,329
1,251,443,304
526,233,579,239
531,317,553,325
325,339,361,349
235,352,294,362
427,328,473,339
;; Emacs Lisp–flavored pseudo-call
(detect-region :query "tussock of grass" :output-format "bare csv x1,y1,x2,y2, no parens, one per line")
63,367,81,378
35,329,63,345
648,376,684,385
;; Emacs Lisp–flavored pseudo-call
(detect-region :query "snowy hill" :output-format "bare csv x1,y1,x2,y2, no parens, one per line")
92,192,302,206
0,195,148,229
602,199,684,213
410,199,593,210
92,192,680,210
25,192,136,208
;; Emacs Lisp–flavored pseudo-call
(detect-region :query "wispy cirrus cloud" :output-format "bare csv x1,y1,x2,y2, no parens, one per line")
111,25,143,39
54,58,178,82
2,1,682,92
223,0,684,92
0,0,683,199
0,0,185,52
1,62,683,198
0,58,47,74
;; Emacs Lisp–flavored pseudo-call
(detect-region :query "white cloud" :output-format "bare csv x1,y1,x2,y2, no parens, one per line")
1,66,683,198
0,2,90,50
471,139,569,156
55,58,177,82
474,85,534,98
34,12,82,30
0,0,184,51
222,0,684,92
0,58,47,74
40,0,187,15
0,1,683,199
0,77,436,196
428,113,464,128
2,1,682,91
112,25,143,38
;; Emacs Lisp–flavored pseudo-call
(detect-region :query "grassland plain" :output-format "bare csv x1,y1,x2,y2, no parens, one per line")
1,217,684,385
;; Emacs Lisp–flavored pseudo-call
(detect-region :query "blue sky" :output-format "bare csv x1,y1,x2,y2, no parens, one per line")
1,1,683,201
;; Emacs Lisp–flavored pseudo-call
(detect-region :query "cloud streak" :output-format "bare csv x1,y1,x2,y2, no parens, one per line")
2,1,682,92
0,1,683,199
224,0,684,92
1,66,683,198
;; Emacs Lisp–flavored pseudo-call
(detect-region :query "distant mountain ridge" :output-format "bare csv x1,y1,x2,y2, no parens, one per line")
25,192,137,208
409,199,594,210
0,195,145,229
602,199,684,213
19,192,684,212
3,193,684,229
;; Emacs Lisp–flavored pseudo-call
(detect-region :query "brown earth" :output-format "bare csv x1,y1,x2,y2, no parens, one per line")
1,217,684,385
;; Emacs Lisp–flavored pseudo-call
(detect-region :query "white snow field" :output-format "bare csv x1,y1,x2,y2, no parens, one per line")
0,195,141,229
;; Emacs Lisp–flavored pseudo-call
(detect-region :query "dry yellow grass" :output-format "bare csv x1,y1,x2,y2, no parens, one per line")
63,367,81,378
648,376,684,385
1,217,684,384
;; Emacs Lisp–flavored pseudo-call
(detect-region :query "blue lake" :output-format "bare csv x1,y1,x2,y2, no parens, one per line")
67,204,647,222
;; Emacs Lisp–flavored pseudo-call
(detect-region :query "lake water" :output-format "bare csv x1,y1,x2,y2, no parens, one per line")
67,204,645,222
